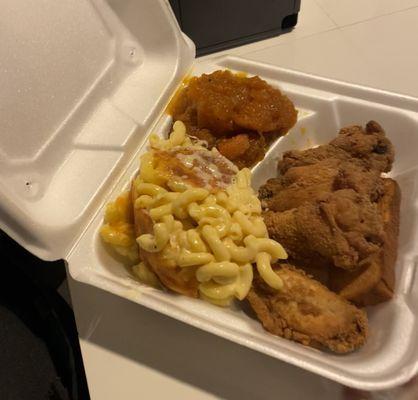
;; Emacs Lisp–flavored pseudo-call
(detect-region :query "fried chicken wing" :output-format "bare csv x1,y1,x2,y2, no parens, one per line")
260,164,383,213
260,158,384,212
264,189,384,270
278,145,351,174
331,121,394,172
334,161,384,201
247,265,368,353
259,121,399,307
278,121,393,175
329,179,400,305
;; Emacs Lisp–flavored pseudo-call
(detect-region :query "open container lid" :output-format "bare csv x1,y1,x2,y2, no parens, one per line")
0,0,194,260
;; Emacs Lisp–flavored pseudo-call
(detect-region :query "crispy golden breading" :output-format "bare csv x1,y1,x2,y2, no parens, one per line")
247,265,368,353
260,159,340,212
277,145,352,174
329,179,400,305
259,121,400,307
330,121,394,173
278,121,394,174
264,189,384,270
264,157,384,213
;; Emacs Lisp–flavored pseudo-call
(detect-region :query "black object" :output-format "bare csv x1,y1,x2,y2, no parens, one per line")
169,0,300,56
0,231,89,400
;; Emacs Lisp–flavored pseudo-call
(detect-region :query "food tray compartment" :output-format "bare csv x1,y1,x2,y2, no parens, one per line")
67,56,418,390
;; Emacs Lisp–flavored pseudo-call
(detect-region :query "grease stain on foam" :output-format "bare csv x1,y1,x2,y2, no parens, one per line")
165,74,193,115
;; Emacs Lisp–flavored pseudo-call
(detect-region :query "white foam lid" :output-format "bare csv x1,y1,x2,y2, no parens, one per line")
0,0,194,260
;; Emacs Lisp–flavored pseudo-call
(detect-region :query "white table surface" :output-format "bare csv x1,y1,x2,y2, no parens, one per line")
67,1,418,399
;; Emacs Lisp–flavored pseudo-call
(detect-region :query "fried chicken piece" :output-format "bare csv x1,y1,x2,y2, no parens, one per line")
263,207,326,268
278,145,351,174
334,161,384,201
329,179,400,305
261,159,384,211
247,265,368,353
264,189,384,270
278,121,394,174
260,159,340,212
331,121,394,172
295,262,330,286
260,121,399,308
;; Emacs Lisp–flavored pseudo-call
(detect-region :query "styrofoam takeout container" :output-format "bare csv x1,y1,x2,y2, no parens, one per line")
1,0,417,391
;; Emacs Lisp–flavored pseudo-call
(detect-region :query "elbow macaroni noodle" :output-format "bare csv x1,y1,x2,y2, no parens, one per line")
101,120,288,306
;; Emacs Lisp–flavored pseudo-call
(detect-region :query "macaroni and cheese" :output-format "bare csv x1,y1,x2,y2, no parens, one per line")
101,120,288,306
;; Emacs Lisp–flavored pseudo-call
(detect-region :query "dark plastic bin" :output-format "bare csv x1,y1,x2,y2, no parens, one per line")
169,0,300,56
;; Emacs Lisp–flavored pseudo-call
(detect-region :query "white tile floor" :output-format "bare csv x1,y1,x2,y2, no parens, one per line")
315,0,418,26
240,6,418,96
69,1,418,399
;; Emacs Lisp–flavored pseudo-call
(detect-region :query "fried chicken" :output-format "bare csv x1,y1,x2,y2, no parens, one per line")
330,121,394,172
247,265,368,353
329,179,400,305
170,70,297,168
259,121,399,306
260,157,385,212
264,189,384,270
334,161,384,202
277,144,352,174
278,121,394,174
